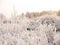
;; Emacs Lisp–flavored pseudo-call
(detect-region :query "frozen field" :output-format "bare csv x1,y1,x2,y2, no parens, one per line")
0,11,60,45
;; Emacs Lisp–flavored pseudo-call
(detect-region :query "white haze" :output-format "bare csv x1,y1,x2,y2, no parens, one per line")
0,0,60,18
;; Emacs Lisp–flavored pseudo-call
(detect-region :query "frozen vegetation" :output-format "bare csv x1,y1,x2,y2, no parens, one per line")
0,11,60,45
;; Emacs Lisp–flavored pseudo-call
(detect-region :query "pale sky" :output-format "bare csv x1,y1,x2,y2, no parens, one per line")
0,0,60,18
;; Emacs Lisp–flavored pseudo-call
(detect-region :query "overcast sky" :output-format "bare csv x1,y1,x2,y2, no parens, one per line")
0,0,60,18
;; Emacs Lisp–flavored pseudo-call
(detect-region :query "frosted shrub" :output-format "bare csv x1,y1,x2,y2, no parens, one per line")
39,17,56,26
36,24,56,45
27,21,38,30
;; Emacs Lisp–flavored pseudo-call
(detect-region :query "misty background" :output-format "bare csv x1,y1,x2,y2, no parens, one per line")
0,0,60,18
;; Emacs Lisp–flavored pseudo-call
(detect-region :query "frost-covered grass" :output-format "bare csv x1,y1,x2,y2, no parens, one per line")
0,12,60,45
0,24,56,45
